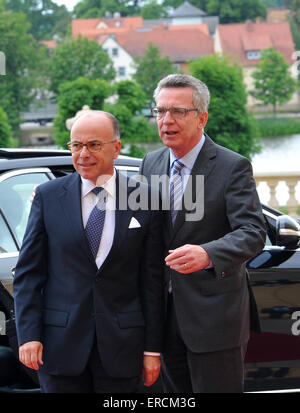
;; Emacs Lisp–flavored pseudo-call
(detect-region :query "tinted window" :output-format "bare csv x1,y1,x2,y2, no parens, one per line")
0,173,50,246
0,214,17,254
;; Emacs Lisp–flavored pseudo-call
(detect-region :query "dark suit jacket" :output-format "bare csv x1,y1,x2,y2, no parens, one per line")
13,170,164,377
140,135,266,354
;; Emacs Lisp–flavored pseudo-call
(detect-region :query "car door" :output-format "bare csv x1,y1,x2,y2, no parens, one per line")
245,207,300,392
0,168,55,293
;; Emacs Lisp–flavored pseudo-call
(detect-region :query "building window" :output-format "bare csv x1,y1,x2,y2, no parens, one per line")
118,67,126,77
246,50,261,60
112,48,119,57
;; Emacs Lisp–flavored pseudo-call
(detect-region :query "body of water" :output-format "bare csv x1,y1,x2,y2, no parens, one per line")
251,134,300,206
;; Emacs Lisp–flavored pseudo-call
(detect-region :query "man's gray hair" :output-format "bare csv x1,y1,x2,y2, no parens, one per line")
153,74,210,113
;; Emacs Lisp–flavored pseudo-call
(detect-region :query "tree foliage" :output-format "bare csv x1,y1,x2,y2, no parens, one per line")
114,80,147,113
73,0,141,18
206,0,266,23
48,36,116,96
251,48,297,114
0,107,13,147
141,0,168,19
284,0,300,50
133,43,177,107
54,77,157,148
162,0,266,22
54,77,114,148
4,0,71,40
0,9,47,131
189,54,260,159
104,80,158,142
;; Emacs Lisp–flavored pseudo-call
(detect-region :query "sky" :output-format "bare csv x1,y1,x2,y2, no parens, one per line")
53,0,80,11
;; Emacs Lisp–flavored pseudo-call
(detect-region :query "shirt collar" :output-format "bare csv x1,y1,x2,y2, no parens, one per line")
169,134,206,170
81,169,116,199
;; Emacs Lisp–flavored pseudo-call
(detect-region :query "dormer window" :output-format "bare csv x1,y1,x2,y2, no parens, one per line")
246,50,261,60
96,21,108,29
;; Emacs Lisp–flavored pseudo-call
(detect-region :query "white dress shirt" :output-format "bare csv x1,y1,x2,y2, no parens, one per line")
81,170,116,269
81,170,159,357
169,134,206,186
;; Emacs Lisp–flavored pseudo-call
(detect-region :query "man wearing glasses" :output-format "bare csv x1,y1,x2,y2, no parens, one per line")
13,110,164,392
140,74,266,392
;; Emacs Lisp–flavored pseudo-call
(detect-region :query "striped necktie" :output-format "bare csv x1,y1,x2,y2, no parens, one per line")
170,159,184,224
85,187,106,259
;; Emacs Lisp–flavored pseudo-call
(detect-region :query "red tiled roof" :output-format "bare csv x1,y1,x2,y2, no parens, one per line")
168,24,209,36
40,40,57,49
217,21,295,66
72,18,213,62
72,17,143,38
114,27,214,62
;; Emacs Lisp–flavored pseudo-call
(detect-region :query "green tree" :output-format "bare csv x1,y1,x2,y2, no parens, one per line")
250,47,297,114
189,54,260,159
73,0,104,18
104,80,157,142
0,9,47,131
104,80,158,142
115,80,147,113
261,0,283,6
284,1,300,50
133,43,176,107
206,0,266,23
288,16,300,50
73,0,142,18
48,36,116,96
54,77,114,148
0,107,13,147
141,0,167,19
4,0,71,40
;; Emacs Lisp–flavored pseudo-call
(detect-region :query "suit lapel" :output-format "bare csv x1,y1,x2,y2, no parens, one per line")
58,172,95,264
97,171,134,274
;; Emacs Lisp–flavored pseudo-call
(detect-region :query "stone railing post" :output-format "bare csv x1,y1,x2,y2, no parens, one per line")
254,171,300,217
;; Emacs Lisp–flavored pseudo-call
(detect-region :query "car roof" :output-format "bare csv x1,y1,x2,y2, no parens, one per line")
0,148,141,172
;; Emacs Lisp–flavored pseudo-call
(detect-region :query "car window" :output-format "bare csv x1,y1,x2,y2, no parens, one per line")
265,233,272,246
0,213,18,254
0,173,50,246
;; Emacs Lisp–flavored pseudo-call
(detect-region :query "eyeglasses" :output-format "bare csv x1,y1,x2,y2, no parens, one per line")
152,107,200,119
67,140,117,153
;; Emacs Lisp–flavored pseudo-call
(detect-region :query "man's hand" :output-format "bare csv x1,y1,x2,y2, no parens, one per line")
142,355,161,387
19,341,43,370
165,244,210,274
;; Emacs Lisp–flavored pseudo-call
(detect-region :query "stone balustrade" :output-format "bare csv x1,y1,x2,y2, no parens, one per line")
254,171,300,217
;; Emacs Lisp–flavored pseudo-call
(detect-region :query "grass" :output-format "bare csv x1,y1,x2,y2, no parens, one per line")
279,205,300,217
255,117,300,137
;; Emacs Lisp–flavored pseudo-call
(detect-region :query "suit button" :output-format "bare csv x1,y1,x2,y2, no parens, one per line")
95,277,101,283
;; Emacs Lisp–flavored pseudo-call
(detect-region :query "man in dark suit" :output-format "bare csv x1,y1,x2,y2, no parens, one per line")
140,74,266,393
13,110,164,393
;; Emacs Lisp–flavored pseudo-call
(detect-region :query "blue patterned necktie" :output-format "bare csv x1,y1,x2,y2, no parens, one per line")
85,187,106,259
170,159,185,224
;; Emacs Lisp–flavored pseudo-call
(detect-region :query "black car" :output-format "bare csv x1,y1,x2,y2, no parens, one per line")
0,148,300,393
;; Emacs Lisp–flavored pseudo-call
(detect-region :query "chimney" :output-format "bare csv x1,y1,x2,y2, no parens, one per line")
245,20,254,31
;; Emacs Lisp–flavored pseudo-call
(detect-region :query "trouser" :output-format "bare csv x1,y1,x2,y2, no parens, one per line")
38,337,140,393
161,294,247,393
